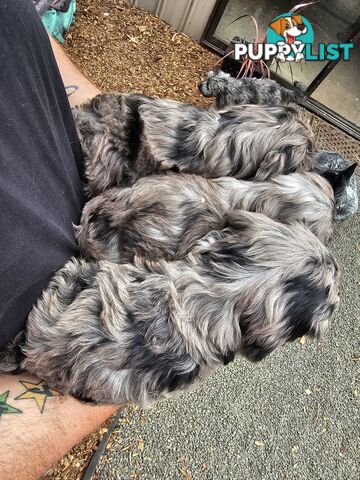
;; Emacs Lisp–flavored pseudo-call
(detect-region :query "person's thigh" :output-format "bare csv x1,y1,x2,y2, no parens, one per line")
0,0,84,348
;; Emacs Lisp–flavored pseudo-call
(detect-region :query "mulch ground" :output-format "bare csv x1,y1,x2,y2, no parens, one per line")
64,0,217,106
45,0,359,478
42,418,113,480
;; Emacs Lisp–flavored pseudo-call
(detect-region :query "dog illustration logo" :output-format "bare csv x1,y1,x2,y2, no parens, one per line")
234,13,352,64
268,14,314,62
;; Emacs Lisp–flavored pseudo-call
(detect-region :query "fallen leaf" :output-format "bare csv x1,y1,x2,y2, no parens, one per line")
255,440,265,447
138,438,144,452
299,336,306,345
127,35,140,44
178,467,192,480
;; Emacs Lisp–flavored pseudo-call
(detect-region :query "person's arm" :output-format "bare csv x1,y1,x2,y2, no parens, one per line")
49,36,100,107
0,373,116,480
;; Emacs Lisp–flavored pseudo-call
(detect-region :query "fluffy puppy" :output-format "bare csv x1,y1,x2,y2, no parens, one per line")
75,171,335,265
0,212,339,406
315,151,358,222
73,93,315,196
198,70,306,108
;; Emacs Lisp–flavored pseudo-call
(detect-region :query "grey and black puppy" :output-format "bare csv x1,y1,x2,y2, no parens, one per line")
0,212,339,406
73,93,315,196
75,171,335,265
315,151,358,222
198,70,305,108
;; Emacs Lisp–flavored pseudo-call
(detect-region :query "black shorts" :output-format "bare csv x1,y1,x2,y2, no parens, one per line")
0,0,84,349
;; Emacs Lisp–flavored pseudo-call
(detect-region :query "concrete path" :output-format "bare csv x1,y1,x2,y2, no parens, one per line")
93,180,359,480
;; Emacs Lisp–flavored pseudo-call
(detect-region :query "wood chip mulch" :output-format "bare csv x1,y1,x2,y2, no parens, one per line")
42,418,113,480
64,0,218,106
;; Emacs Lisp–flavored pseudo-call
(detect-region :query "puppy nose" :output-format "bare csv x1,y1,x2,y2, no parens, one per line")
298,23,306,31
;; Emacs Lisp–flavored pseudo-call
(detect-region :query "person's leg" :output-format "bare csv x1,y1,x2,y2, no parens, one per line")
49,35,101,107
0,1,115,477
0,373,116,480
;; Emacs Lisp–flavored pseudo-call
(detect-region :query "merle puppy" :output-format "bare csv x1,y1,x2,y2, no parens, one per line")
73,93,315,196
198,70,305,108
0,212,339,406
75,171,335,265
315,151,358,222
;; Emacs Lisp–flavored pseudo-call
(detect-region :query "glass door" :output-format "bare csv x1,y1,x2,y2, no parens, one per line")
202,0,360,137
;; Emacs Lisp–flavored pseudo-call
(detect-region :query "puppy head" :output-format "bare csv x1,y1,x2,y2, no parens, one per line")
240,250,339,362
195,211,340,363
198,70,231,97
321,164,358,222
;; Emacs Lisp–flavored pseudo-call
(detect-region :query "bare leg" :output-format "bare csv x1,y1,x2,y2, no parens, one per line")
49,36,100,107
0,373,116,480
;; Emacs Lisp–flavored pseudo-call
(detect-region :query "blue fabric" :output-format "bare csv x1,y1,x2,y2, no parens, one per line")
41,0,76,43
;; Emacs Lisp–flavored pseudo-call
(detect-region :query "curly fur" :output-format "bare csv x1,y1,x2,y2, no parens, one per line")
0,212,339,406
75,171,335,265
315,151,358,222
73,93,315,196
198,70,306,108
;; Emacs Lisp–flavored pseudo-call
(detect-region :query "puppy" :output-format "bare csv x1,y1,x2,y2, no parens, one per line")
315,151,358,222
75,171,335,265
0,212,339,406
73,93,315,196
198,70,305,108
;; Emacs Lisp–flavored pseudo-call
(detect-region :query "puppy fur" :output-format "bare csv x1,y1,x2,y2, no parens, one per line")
0,212,339,406
75,171,335,265
198,70,306,108
73,93,315,196
315,151,358,222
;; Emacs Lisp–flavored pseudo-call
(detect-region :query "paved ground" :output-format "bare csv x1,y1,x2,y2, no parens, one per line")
93,179,359,480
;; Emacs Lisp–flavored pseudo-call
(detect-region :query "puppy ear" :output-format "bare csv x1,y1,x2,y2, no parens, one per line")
343,163,357,179
322,163,356,196
254,151,287,181
241,321,288,362
269,18,284,35
222,210,253,231
241,338,280,362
